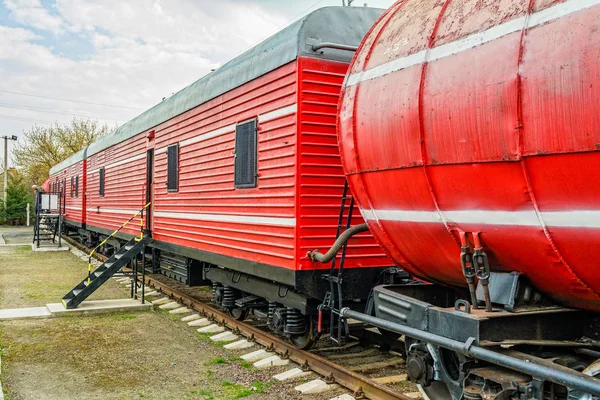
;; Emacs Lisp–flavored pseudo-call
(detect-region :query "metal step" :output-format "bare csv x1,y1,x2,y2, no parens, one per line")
62,236,150,309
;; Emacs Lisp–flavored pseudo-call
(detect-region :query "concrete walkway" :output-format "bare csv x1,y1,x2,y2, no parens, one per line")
0,226,68,251
0,307,51,320
0,299,151,321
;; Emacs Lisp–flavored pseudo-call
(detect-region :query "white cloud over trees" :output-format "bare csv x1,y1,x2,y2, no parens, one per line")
0,0,394,166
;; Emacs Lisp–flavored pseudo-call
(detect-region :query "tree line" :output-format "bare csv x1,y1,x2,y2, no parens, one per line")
1,119,108,225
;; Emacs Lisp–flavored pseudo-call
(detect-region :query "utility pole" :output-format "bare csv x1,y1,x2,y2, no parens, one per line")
2,135,18,211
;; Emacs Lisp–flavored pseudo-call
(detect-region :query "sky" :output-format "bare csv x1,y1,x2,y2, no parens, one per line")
0,0,395,168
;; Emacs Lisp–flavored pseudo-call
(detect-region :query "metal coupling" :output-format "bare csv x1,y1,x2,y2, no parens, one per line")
472,233,492,312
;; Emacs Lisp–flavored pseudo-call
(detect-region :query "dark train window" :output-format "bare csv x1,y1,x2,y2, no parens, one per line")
70,177,74,197
99,168,105,197
167,144,179,192
75,175,79,198
234,119,257,188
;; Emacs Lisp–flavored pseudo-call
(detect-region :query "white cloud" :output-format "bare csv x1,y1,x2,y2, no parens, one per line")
0,0,289,142
0,25,73,70
4,0,65,34
0,0,395,167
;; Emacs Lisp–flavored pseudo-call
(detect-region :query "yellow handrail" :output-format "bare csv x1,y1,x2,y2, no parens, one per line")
87,202,151,284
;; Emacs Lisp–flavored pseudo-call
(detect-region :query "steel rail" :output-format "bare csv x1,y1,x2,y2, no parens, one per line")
61,235,410,400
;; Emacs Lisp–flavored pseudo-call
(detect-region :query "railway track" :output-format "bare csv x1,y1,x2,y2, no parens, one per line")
63,235,418,400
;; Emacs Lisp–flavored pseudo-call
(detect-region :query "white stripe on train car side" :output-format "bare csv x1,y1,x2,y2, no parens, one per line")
179,124,236,148
104,153,146,169
153,211,296,227
155,103,298,152
360,209,600,229
346,0,600,86
257,104,297,123
86,208,141,215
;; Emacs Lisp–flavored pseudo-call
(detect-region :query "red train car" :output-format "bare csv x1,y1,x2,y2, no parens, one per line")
53,7,391,347
49,150,85,228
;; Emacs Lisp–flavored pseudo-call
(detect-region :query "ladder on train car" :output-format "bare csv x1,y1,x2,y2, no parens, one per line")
320,180,355,346
33,190,63,248
62,202,152,309
62,236,150,309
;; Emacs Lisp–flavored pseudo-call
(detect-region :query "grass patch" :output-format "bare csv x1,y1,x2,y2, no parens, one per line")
0,325,5,357
0,311,252,399
119,315,136,320
0,246,124,308
221,380,268,399
239,361,253,369
194,331,230,349
195,332,213,341
185,389,214,399
203,357,228,366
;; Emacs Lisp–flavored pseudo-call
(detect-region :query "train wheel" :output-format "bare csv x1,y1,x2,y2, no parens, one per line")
228,307,248,321
290,317,318,350
406,339,458,400
418,382,452,400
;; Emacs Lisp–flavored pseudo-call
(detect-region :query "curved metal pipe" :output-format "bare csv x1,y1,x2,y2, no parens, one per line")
312,42,359,52
307,223,369,263
340,308,600,396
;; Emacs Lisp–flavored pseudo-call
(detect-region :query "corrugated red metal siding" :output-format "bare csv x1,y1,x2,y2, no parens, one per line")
86,135,147,236
64,160,84,225
152,61,298,270
296,56,391,271
49,168,68,217
82,159,87,226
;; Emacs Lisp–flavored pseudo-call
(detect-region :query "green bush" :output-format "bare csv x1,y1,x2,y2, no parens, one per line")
0,171,33,225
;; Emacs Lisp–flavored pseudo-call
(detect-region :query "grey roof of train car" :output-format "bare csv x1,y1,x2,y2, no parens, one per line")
50,6,383,175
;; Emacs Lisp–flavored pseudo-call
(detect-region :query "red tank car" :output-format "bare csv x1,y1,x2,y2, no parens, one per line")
339,0,600,312
335,1,600,398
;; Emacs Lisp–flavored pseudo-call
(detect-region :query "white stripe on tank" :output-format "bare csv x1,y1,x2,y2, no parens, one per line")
346,0,600,86
360,209,600,229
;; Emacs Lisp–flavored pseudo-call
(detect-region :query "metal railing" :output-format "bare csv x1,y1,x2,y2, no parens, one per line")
87,202,151,284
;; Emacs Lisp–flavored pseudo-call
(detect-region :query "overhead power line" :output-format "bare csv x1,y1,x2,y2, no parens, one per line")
0,101,124,122
0,89,144,110
0,113,55,125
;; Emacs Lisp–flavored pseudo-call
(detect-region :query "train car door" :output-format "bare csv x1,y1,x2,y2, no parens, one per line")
145,148,154,231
